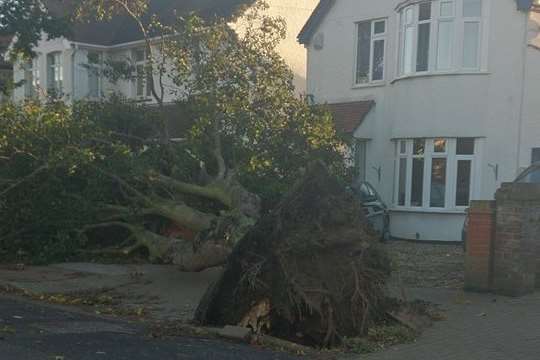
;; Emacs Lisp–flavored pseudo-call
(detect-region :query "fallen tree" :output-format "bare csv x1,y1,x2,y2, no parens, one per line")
0,3,350,268
195,162,391,347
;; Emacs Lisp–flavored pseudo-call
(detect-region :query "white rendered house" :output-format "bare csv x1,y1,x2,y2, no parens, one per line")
299,0,540,241
12,0,318,103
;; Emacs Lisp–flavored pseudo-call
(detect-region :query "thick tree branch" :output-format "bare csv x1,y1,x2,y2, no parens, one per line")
212,121,227,180
150,172,233,208
0,165,47,198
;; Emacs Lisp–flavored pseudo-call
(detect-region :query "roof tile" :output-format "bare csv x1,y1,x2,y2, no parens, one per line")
327,100,375,134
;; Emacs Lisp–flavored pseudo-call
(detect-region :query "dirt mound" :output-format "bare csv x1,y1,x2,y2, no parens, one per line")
195,162,391,347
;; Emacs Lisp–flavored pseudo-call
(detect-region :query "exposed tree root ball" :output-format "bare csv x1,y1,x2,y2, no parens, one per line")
195,161,391,347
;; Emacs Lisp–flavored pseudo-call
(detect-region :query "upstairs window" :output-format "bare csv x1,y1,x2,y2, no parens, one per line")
47,52,63,95
355,19,386,84
132,48,152,99
398,0,483,76
87,51,102,98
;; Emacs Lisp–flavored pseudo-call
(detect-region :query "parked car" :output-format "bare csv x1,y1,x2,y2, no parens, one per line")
349,181,391,242
462,162,540,248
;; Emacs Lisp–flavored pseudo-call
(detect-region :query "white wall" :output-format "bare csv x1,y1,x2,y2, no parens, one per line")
520,12,540,170
306,0,534,241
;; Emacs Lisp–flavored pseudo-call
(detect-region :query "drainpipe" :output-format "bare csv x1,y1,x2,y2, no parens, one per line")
516,11,529,174
71,44,79,102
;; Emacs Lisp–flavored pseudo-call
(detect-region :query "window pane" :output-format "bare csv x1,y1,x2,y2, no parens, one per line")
374,20,385,34
463,22,480,68
403,26,415,74
411,158,424,207
146,72,152,97
463,0,482,17
532,148,540,164
437,21,454,70
400,140,407,154
88,69,99,97
457,138,475,155
440,1,454,17
136,64,144,96
434,138,447,152
456,160,472,206
372,39,385,81
134,49,145,62
356,21,371,84
530,148,540,182
356,142,367,181
416,23,431,72
398,158,407,206
413,139,425,155
419,2,432,21
430,158,447,207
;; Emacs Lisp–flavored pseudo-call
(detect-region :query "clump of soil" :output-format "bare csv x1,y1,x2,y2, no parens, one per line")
195,161,391,347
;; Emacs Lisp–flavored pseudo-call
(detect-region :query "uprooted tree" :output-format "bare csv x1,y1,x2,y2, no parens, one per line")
0,2,350,269
196,162,391,347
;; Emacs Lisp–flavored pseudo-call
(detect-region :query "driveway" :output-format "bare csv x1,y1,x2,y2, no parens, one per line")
0,295,300,360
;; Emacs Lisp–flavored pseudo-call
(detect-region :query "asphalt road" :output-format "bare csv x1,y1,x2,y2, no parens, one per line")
0,295,300,360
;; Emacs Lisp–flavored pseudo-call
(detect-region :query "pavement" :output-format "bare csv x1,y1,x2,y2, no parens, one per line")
0,263,222,321
352,287,540,360
0,295,300,360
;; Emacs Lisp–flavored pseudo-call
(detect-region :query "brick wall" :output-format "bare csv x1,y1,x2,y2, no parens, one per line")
465,183,540,296
465,201,496,292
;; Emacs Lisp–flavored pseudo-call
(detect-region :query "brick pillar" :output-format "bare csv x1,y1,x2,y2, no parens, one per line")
464,200,496,292
492,183,540,296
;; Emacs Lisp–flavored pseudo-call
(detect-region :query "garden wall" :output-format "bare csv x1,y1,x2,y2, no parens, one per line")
465,183,540,296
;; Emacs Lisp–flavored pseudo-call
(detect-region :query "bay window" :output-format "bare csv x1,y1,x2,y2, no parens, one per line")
395,138,476,210
355,19,386,84
398,0,484,76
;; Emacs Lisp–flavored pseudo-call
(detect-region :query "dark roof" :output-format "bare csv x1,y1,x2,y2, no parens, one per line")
516,0,534,11
299,0,534,45
45,0,254,46
297,0,335,45
327,100,374,134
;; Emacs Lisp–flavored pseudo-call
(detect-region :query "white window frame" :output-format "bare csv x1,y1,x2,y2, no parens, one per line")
132,48,152,99
394,137,476,211
396,0,484,78
354,18,387,85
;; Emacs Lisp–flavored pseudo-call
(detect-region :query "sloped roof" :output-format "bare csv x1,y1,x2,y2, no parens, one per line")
299,0,534,45
45,0,254,46
297,0,334,45
327,100,374,134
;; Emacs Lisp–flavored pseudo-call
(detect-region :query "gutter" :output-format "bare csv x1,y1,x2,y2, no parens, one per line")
71,43,80,101
516,12,529,174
